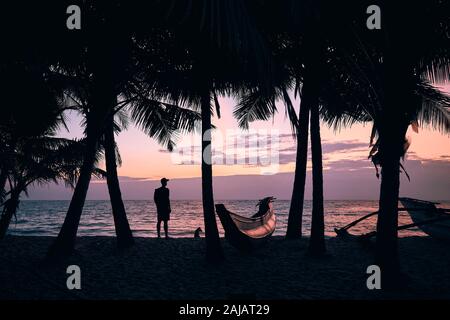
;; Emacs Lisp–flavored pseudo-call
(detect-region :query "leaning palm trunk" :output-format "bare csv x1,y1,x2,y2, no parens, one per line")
286,83,311,239
47,55,115,259
308,102,326,256
104,114,134,248
46,130,99,259
201,88,224,263
0,191,20,240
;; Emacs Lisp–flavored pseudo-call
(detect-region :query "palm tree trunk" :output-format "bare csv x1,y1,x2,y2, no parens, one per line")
375,150,400,284
375,40,412,287
375,122,408,287
0,169,7,204
286,83,311,239
105,114,134,248
46,130,98,259
201,88,224,263
0,191,20,240
308,102,326,256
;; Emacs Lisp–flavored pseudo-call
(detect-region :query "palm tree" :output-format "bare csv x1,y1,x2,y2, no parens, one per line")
285,2,338,255
235,48,327,255
233,2,329,254
235,2,332,250
143,49,229,264
103,109,134,248
232,1,374,256
138,0,273,263
338,0,449,285
313,0,450,285
301,38,327,256
46,7,204,258
44,0,272,263
308,103,326,255
0,141,10,205
201,80,223,263
0,57,83,239
0,138,93,240
238,1,445,260
46,65,116,258
374,2,449,286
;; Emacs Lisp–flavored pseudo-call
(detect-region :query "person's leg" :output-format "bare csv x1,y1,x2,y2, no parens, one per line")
157,220,161,238
164,220,169,238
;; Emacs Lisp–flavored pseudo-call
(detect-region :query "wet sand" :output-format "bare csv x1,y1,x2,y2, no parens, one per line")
0,235,449,299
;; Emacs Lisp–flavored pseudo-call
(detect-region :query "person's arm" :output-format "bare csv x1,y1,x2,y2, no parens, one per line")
154,189,158,205
167,189,171,212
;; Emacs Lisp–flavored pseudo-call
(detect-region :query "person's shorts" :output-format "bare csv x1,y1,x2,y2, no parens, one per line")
157,212,170,221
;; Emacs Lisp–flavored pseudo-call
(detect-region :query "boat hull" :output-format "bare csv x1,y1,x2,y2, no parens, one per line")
400,197,450,241
215,204,276,252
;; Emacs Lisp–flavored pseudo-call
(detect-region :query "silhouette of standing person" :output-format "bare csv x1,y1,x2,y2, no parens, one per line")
154,178,171,238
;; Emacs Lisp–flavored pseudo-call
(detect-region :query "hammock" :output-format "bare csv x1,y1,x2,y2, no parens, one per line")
215,197,276,252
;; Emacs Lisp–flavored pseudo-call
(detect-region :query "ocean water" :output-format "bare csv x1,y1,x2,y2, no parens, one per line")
8,200,450,238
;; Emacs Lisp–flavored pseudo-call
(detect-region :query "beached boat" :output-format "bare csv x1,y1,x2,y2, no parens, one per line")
215,197,276,251
399,197,450,241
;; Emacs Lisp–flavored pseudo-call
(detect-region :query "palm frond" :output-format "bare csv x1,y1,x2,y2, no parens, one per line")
114,108,130,131
129,97,201,151
233,88,278,129
414,82,450,134
281,87,298,135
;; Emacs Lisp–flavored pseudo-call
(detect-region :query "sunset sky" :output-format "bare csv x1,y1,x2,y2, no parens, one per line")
28,84,450,200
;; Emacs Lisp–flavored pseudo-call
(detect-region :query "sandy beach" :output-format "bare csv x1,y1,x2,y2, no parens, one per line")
1,235,449,300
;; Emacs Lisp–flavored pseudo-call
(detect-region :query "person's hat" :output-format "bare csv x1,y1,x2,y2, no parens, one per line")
161,177,169,183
